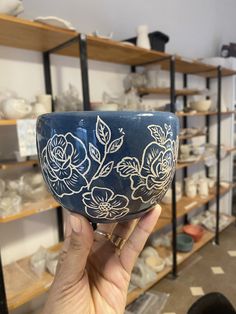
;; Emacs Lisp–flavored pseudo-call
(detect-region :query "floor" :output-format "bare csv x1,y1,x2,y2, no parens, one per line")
151,224,236,314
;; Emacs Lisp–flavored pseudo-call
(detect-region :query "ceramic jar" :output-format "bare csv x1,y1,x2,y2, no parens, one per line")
136,25,151,49
36,94,52,113
197,178,209,197
1,98,32,119
185,177,197,198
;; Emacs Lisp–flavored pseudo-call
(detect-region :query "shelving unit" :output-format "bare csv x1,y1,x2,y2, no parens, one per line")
127,215,235,305
0,14,235,313
0,196,59,223
3,243,62,311
0,160,38,170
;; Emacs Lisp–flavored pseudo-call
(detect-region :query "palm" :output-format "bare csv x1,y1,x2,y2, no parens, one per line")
43,207,161,314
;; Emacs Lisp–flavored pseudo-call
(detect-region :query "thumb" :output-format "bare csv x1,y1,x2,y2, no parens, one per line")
58,214,94,285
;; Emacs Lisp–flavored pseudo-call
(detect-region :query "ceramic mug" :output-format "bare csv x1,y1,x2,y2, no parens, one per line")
37,111,179,223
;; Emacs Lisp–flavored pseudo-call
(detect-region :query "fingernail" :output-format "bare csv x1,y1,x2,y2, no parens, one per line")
70,215,82,234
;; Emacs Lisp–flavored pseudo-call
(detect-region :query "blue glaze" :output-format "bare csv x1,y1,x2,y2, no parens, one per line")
36,111,179,223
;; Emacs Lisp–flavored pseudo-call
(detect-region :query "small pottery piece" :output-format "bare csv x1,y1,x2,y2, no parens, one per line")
145,256,165,273
37,111,179,223
182,224,204,242
0,0,24,16
34,16,75,30
176,233,194,252
131,258,157,288
36,94,52,113
197,178,209,197
162,182,182,204
30,247,47,276
185,177,197,198
189,100,212,112
136,25,151,49
140,246,159,259
2,98,31,119
46,251,59,276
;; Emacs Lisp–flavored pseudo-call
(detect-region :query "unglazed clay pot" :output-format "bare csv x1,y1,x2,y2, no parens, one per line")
36,111,179,223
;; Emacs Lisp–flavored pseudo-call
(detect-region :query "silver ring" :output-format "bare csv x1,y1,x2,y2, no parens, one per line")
110,234,126,250
94,230,111,240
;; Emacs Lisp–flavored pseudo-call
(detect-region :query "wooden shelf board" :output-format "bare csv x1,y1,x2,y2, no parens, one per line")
226,147,236,153
177,157,204,170
177,110,236,117
0,159,38,170
0,119,16,125
0,196,59,223
161,185,232,219
0,16,235,77
179,132,206,140
4,243,62,310
160,56,236,78
137,87,202,96
0,14,76,52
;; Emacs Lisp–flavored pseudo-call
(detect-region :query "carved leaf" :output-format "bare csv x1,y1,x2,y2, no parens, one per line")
108,136,124,153
100,161,114,177
116,157,140,177
148,125,166,143
89,143,101,163
96,116,111,145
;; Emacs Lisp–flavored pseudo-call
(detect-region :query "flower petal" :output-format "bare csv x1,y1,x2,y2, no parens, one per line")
91,187,114,203
109,195,128,209
51,134,67,149
66,133,87,167
130,175,146,190
141,142,163,176
82,192,99,209
50,179,72,197
132,184,158,203
64,169,87,193
64,142,74,158
85,207,108,219
105,208,129,220
55,167,72,180
76,157,91,175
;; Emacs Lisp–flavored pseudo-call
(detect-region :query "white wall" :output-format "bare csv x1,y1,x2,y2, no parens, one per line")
1,1,236,313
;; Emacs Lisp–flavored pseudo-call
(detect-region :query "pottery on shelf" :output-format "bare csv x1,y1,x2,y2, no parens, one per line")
182,224,204,242
144,255,166,273
185,177,197,198
162,182,182,204
1,98,31,119
37,111,179,223
131,258,157,288
136,25,151,49
140,246,159,259
189,99,212,112
34,16,75,30
36,94,52,113
176,233,194,252
0,0,24,16
197,178,209,197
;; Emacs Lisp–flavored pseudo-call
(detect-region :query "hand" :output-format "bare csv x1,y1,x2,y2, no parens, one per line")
43,205,162,314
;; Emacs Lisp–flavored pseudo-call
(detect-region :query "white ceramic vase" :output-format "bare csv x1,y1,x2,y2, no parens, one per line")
136,25,151,49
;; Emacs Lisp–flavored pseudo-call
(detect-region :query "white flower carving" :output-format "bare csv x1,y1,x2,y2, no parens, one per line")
41,132,90,197
83,187,129,220
117,123,178,205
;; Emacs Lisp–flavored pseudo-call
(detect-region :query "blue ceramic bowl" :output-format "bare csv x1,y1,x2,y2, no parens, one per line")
176,233,194,252
36,111,179,223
